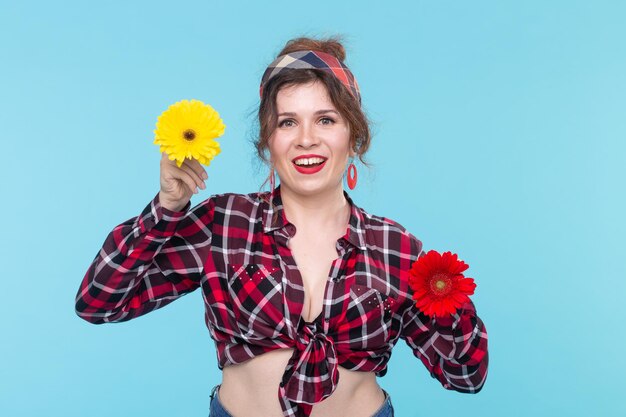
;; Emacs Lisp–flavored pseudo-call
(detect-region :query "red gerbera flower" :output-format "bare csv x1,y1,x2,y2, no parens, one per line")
407,250,477,318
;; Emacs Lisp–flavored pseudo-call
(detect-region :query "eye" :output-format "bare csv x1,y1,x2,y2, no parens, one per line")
319,117,335,125
278,119,295,128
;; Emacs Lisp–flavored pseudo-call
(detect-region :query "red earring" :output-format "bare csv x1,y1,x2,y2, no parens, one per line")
270,166,275,194
347,162,357,190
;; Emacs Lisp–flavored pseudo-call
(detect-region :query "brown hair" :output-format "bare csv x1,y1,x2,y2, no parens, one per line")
254,35,372,174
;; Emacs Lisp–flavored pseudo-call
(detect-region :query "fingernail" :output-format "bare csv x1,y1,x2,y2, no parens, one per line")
202,172,208,179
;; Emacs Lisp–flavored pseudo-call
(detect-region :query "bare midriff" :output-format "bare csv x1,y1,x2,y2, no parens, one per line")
218,348,386,417
218,192,387,416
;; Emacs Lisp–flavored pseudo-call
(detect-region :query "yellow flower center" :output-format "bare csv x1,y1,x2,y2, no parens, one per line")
435,280,446,290
183,129,196,141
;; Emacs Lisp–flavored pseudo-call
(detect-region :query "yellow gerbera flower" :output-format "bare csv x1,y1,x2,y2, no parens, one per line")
153,99,226,167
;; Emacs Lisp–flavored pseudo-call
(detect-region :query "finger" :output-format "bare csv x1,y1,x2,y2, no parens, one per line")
172,166,200,194
184,158,208,181
161,152,180,171
161,152,189,168
180,160,206,189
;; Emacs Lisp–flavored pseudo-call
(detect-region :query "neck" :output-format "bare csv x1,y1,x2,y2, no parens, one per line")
280,184,350,231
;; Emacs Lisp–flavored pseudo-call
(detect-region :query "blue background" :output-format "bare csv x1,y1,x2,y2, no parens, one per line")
1,1,624,416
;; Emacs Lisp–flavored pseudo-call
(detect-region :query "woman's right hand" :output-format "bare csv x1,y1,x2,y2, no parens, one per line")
159,152,208,212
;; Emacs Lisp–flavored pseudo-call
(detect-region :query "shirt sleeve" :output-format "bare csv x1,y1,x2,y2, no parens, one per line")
74,191,215,324
399,238,489,393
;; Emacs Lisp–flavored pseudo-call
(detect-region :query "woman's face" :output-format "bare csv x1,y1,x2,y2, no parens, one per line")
268,80,354,198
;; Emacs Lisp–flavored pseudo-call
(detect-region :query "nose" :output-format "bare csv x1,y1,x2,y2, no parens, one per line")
295,121,320,149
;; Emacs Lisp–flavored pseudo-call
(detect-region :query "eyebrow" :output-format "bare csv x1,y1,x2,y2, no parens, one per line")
277,109,339,117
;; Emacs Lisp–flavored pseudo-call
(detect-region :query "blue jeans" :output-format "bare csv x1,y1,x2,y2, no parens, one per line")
209,383,394,417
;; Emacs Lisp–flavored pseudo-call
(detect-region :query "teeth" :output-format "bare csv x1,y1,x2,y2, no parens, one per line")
294,157,325,166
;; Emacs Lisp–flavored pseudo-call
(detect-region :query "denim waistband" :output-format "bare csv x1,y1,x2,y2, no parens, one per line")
371,388,394,417
209,384,394,417
209,384,233,417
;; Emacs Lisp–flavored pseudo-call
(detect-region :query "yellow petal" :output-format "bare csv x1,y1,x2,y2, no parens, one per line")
153,99,226,168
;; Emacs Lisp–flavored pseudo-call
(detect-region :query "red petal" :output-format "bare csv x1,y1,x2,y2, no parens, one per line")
457,278,476,294
437,302,449,316
423,307,434,317
451,259,469,274
451,292,469,304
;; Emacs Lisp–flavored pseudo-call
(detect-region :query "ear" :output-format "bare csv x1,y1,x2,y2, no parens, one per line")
266,146,274,165
349,142,358,159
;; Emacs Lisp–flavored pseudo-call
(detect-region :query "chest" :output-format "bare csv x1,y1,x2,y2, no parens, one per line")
210,218,399,338
287,233,340,323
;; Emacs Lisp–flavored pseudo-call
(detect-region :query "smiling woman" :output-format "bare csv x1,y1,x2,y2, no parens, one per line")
268,81,352,199
75,35,489,417
257,39,371,167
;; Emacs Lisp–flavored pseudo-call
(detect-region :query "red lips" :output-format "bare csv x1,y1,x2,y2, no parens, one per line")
292,154,328,175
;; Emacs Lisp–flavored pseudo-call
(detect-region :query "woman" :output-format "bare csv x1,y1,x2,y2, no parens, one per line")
75,36,489,417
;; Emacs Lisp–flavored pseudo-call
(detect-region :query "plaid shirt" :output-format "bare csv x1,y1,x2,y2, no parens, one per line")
75,185,489,417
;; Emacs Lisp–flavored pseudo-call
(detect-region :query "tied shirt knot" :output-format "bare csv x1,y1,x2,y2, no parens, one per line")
280,321,339,405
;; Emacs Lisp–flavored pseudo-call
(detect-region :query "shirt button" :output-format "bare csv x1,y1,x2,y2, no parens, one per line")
324,318,330,322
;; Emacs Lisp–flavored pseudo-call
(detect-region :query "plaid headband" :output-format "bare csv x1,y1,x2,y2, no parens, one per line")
259,50,362,105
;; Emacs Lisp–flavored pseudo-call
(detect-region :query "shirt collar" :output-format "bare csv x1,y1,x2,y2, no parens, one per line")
262,184,367,251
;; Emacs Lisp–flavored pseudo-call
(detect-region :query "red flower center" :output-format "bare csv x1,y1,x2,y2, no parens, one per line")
429,273,452,296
